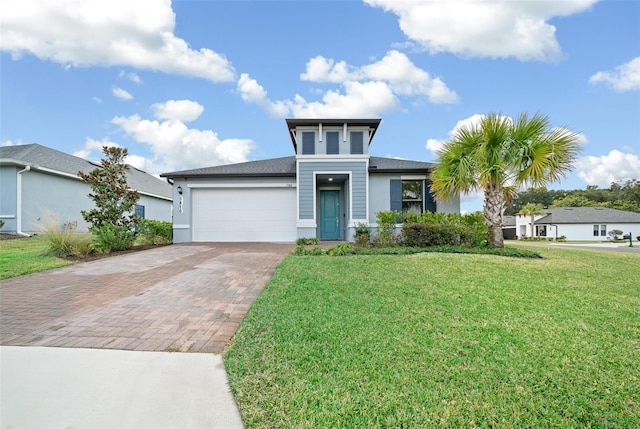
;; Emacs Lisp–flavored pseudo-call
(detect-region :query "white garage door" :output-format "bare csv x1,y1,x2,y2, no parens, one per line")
192,187,297,242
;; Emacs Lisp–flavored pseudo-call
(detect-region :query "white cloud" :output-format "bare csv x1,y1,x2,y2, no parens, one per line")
1,0,235,82
425,114,486,155
112,86,133,100
575,150,640,187
364,0,596,61
589,57,640,92
92,96,103,104
2,139,24,147
111,103,254,174
301,50,458,104
151,100,204,122
119,70,142,84
73,137,120,160
238,73,398,119
238,51,456,118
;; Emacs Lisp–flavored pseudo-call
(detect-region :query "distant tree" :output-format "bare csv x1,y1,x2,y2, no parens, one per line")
518,203,546,238
78,146,140,250
430,112,581,248
504,187,568,215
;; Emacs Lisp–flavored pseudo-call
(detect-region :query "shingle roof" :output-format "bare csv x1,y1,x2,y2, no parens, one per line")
161,156,297,178
369,156,436,172
161,155,436,178
535,207,640,224
0,143,171,199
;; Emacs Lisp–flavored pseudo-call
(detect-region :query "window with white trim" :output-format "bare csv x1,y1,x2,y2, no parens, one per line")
402,180,423,215
350,131,363,154
326,131,339,155
302,131,315,155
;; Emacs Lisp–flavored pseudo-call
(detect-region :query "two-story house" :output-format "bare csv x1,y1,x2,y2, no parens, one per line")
161,119,460,243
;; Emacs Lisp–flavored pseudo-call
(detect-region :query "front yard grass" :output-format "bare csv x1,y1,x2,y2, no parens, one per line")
225,245,639,428
0,235,73,280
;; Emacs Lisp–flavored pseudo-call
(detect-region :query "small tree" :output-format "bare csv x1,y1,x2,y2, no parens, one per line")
78,146,140,251
608,229,623,240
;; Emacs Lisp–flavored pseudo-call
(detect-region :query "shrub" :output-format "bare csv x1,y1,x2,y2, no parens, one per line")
402,223,477,247
373,211,401,247
136,219,172,245
325,243,357,256
353,222,370,246
32,211,93,257
92,224,135,253
557,235,567,242
296,237,320,245
292,245,324,256
609,229,624,240
0,219,4,230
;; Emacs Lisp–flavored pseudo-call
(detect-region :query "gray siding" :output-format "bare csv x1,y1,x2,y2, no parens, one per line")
0,166,172,235
297,161,368,220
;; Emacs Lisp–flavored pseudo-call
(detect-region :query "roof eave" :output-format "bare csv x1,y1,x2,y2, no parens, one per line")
160,172,296,179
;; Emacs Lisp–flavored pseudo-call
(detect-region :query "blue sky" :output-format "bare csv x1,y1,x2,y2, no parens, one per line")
2,0,639,212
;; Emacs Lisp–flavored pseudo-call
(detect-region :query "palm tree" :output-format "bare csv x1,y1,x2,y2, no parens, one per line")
430,112,581,248
518,202,546,238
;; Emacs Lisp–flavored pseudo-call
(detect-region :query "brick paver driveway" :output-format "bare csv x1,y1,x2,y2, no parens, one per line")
0,243,292,353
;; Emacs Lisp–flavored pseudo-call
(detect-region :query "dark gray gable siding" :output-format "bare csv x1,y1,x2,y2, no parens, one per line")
298,161,368,219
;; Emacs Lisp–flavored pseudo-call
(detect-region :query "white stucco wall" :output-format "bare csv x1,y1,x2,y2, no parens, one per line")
515,214,639,241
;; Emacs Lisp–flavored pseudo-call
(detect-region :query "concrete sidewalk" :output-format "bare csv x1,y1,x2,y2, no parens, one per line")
1,346,244,428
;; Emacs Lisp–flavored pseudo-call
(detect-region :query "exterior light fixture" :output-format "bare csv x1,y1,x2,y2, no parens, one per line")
177,185,183,195
328,178,333,182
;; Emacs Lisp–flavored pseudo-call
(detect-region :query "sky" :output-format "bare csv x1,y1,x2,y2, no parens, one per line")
1,0,639,213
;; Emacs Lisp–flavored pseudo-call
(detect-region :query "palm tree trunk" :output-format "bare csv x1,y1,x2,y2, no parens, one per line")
483,185,505,248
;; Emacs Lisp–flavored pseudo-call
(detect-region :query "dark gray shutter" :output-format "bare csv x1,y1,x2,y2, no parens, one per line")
390,179,402,212
424,179,437,213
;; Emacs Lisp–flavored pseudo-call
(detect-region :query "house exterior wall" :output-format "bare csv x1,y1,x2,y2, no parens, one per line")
295,125,371,156
170,176,297,243
368,173,460,223
297,159,368,220
0,166,171,235
515,214,639,240
0,166,18,232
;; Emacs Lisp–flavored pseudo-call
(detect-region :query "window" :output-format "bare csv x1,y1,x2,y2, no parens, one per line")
536,225,547,237
350,131,363,154
594,224,607,236
402,180,423,215
302,131,315,155
326,131,339,154
135,204,145,219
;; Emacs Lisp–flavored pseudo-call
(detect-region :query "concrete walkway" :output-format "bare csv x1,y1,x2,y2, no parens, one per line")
0,242,293,428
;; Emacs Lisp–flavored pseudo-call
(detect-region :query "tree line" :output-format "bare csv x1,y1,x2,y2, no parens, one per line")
503,179,640,215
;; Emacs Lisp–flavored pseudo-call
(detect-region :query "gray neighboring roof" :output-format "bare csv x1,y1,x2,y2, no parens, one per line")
535,207,640,224
0,144,171,199
161,155,436,179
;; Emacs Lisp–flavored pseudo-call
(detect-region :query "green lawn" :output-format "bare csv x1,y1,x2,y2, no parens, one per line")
225,245,639,428
0,235,73,280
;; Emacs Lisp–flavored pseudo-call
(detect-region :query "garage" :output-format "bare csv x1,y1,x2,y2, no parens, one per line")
191,187,297,242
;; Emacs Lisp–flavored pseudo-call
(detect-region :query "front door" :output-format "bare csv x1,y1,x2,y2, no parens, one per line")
320,190,340,240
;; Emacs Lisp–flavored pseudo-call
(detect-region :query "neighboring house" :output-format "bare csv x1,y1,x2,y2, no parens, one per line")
0,144,172,235
161,118,460,243
515,207,640,240
502,215,517,240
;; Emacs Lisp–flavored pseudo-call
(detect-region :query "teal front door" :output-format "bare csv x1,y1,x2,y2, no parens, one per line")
320,190,341,239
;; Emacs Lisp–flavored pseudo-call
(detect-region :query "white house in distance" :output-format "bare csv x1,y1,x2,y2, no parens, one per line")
0,144,172,236
516,207,640,241
161,118,460,243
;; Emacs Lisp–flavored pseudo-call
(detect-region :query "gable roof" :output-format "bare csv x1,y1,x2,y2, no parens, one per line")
535,207,640,224
0,143,171,199
161,155,436,179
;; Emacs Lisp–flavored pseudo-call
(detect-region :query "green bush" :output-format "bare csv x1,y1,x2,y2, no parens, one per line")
292,245,324,256
353,222,370,246
373,211,401,247
325,243,357,256
92,224,135,253
296,237,320,245
402,223,477,247
32,211,94,258
136,219,172,245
